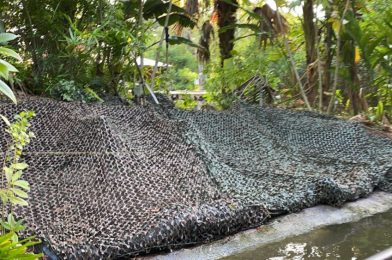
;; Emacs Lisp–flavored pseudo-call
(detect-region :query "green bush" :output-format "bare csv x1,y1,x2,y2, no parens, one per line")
49,79,102,102
0,231,41,260
174,94,198,110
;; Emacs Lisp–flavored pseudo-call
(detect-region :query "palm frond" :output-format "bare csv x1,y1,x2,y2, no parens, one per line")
173,0,199,36
253,4,288,35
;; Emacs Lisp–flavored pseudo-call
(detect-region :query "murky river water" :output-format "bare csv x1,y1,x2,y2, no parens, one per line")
223,210,392,260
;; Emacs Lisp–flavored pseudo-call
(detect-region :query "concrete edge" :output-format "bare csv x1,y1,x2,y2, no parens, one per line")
144,192,392,260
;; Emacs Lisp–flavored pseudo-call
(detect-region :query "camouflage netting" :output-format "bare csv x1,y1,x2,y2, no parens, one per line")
0,98,391,259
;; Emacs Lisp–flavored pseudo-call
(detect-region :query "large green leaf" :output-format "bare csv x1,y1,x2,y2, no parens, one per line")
0,232,13,245
0,115,10,126
11,188,28,199
0,235,41,259
0,79,16,104
121,0,139,17
0,62,9,80
0,60,18,73
13,163,28,170
156,13,196,28
13,180,30,191
0,33,18,44
143,0,166,19
9,197,28,206
168,36,205,50
0,47,22,61
143,0,186,20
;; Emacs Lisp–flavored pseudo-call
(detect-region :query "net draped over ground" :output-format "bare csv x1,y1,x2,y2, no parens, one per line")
0,99,391,259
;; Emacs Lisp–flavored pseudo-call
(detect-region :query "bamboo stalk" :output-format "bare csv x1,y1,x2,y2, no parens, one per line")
315,18,324,112
138,0,143,69
276,6,312,111
283,38,312,111
327,0,350,114
138,0,145,97
150,1,173,90
134,0,160,104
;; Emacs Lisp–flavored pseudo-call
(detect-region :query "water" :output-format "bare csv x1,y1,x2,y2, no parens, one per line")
223,210,392,260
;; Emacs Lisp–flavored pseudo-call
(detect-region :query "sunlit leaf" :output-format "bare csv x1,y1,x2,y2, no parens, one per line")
11,171,23,182
0,33,18,43
0,60,18,72
332,19,341,33
9,197,28,206
0,61,10,80
0,47,22,61
4,167,13,183
0,79,17,104
355,47,361,64
13,180,30,191
13,163,28,170
11,188,28,199
1,115,10,126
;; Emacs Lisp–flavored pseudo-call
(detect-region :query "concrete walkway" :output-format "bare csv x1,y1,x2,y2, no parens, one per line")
147,192,392,260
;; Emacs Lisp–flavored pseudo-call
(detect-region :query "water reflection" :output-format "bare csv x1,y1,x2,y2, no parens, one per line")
223,210,392,260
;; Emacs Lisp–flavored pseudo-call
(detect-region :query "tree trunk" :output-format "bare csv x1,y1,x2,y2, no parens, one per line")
215,0,238,63
198,63,205,90
327,0,350,114
302,0,317,105
21,0,41,85
343,1,367,115
321,7,334,110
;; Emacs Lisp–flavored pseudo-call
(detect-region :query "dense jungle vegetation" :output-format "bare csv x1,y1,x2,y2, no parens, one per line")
0,0,391,257
0,0,391,122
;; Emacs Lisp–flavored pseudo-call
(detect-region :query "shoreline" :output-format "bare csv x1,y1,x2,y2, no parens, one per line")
148,191,392,260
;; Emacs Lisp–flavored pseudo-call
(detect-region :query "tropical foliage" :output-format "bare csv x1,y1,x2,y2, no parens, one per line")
0,1,391,258
0,111,42,260
0,231,41,260
0,0,391,121
0,31,41,259
0,33,19,103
